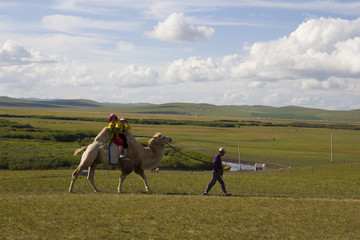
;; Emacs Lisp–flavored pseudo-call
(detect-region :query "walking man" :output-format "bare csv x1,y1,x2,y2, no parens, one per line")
204,147,231,196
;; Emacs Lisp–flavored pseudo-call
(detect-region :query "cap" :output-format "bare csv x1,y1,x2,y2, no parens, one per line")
219,147,226,153
108,113,118,121
120,117,126,121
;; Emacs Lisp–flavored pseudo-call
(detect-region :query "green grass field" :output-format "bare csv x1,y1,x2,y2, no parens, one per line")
2,112,360,169
2,97,360,121
1,106,360,239
1,166,359,239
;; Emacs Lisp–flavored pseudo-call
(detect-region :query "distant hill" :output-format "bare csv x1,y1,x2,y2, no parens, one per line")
0,96,102,108
0,96,359,122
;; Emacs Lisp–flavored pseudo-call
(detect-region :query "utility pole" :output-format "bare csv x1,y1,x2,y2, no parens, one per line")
238,141,241,171
331,134,333,165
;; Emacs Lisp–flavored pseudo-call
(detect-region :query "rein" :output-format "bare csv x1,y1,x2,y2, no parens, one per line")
165,142,212,165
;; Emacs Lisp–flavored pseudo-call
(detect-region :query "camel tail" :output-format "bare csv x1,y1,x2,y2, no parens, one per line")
74,146,88,156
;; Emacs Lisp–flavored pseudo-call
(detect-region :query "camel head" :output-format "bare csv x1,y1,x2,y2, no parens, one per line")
148,132,172,147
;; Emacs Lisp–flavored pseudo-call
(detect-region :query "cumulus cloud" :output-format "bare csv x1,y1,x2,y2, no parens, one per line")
301,77,349,90
0,40,55,65
2,13,360,109
108,65,159,87
230,17,360,82
145,12,215,43
0,40,94,98
126,17,359,109
151,17,360,109
1,60,92,86
159,17,360,85
164,57,225,83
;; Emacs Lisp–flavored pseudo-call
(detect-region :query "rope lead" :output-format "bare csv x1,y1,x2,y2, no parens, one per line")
165,142,212,165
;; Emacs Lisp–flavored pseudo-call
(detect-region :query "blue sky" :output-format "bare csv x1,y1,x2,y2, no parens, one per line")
1,0,360,110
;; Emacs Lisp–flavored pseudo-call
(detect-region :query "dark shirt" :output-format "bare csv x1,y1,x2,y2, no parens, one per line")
213,154,223,173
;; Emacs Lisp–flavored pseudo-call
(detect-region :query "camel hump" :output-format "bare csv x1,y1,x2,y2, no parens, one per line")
94,127,111,143
124,129,133,136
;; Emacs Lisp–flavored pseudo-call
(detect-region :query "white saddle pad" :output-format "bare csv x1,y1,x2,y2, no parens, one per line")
108,141,119,165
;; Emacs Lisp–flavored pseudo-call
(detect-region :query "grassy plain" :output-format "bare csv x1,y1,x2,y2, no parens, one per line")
2,97,360,121
1,106,360,239
2,107,360,168
1,166,360,240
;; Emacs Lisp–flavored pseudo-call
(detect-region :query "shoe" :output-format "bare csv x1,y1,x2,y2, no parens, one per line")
203,192,209,196
225,193,231,196
120,155,130,160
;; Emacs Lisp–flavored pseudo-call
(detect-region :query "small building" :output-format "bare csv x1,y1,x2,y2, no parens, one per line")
255,163,266,171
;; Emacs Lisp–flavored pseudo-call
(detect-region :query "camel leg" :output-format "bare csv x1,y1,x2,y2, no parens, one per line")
69,172,77,193
137,169,152,193
118,173,127,193
69,143,99,192
88,163,100,192
69,166,85,193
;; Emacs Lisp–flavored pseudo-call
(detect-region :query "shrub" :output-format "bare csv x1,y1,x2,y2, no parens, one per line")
0,157,10,169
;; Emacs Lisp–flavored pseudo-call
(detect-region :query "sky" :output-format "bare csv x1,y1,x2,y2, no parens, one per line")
1,0,360,110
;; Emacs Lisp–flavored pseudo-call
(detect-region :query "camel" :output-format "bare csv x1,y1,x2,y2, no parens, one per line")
68,127,172,193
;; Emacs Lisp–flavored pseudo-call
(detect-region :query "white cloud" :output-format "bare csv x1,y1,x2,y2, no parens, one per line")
301,79,323,90
0,40,95,99
230,17,360,82
183,47,193,52
1,59,92,86
2,3,360,110
145,12,214,43
0,40,55,65
301,77,351,90
262,92,280,106
0,40,30,64
247,81,264,88
52,1,360,18
108,64,159,87
291,96,312,106
106,17,360,108
41,15,140,33
223,89,250,104
117,41,135,52
52,0,123,14
164,56,225,83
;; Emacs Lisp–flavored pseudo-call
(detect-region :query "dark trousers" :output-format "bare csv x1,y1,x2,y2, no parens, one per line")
205,171,227,193
119,133,128,149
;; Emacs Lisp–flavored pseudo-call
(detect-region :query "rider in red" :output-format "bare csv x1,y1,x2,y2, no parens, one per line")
108,113,123,148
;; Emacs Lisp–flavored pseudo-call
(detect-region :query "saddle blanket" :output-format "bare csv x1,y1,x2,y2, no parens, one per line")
108,141,119,165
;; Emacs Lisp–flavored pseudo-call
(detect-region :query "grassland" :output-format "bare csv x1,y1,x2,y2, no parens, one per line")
1,105,360,239
1,96,360,121
1,166,359,240
1,108,360,169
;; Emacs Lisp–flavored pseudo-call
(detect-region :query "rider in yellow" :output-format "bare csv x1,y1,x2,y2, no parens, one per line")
107,113,130,160
116,117,131,159
107,113,121,145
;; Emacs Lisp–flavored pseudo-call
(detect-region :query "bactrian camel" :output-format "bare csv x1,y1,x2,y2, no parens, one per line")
68,127,172,193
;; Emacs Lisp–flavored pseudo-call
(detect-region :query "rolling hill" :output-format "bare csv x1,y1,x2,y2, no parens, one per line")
1,96,359,122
